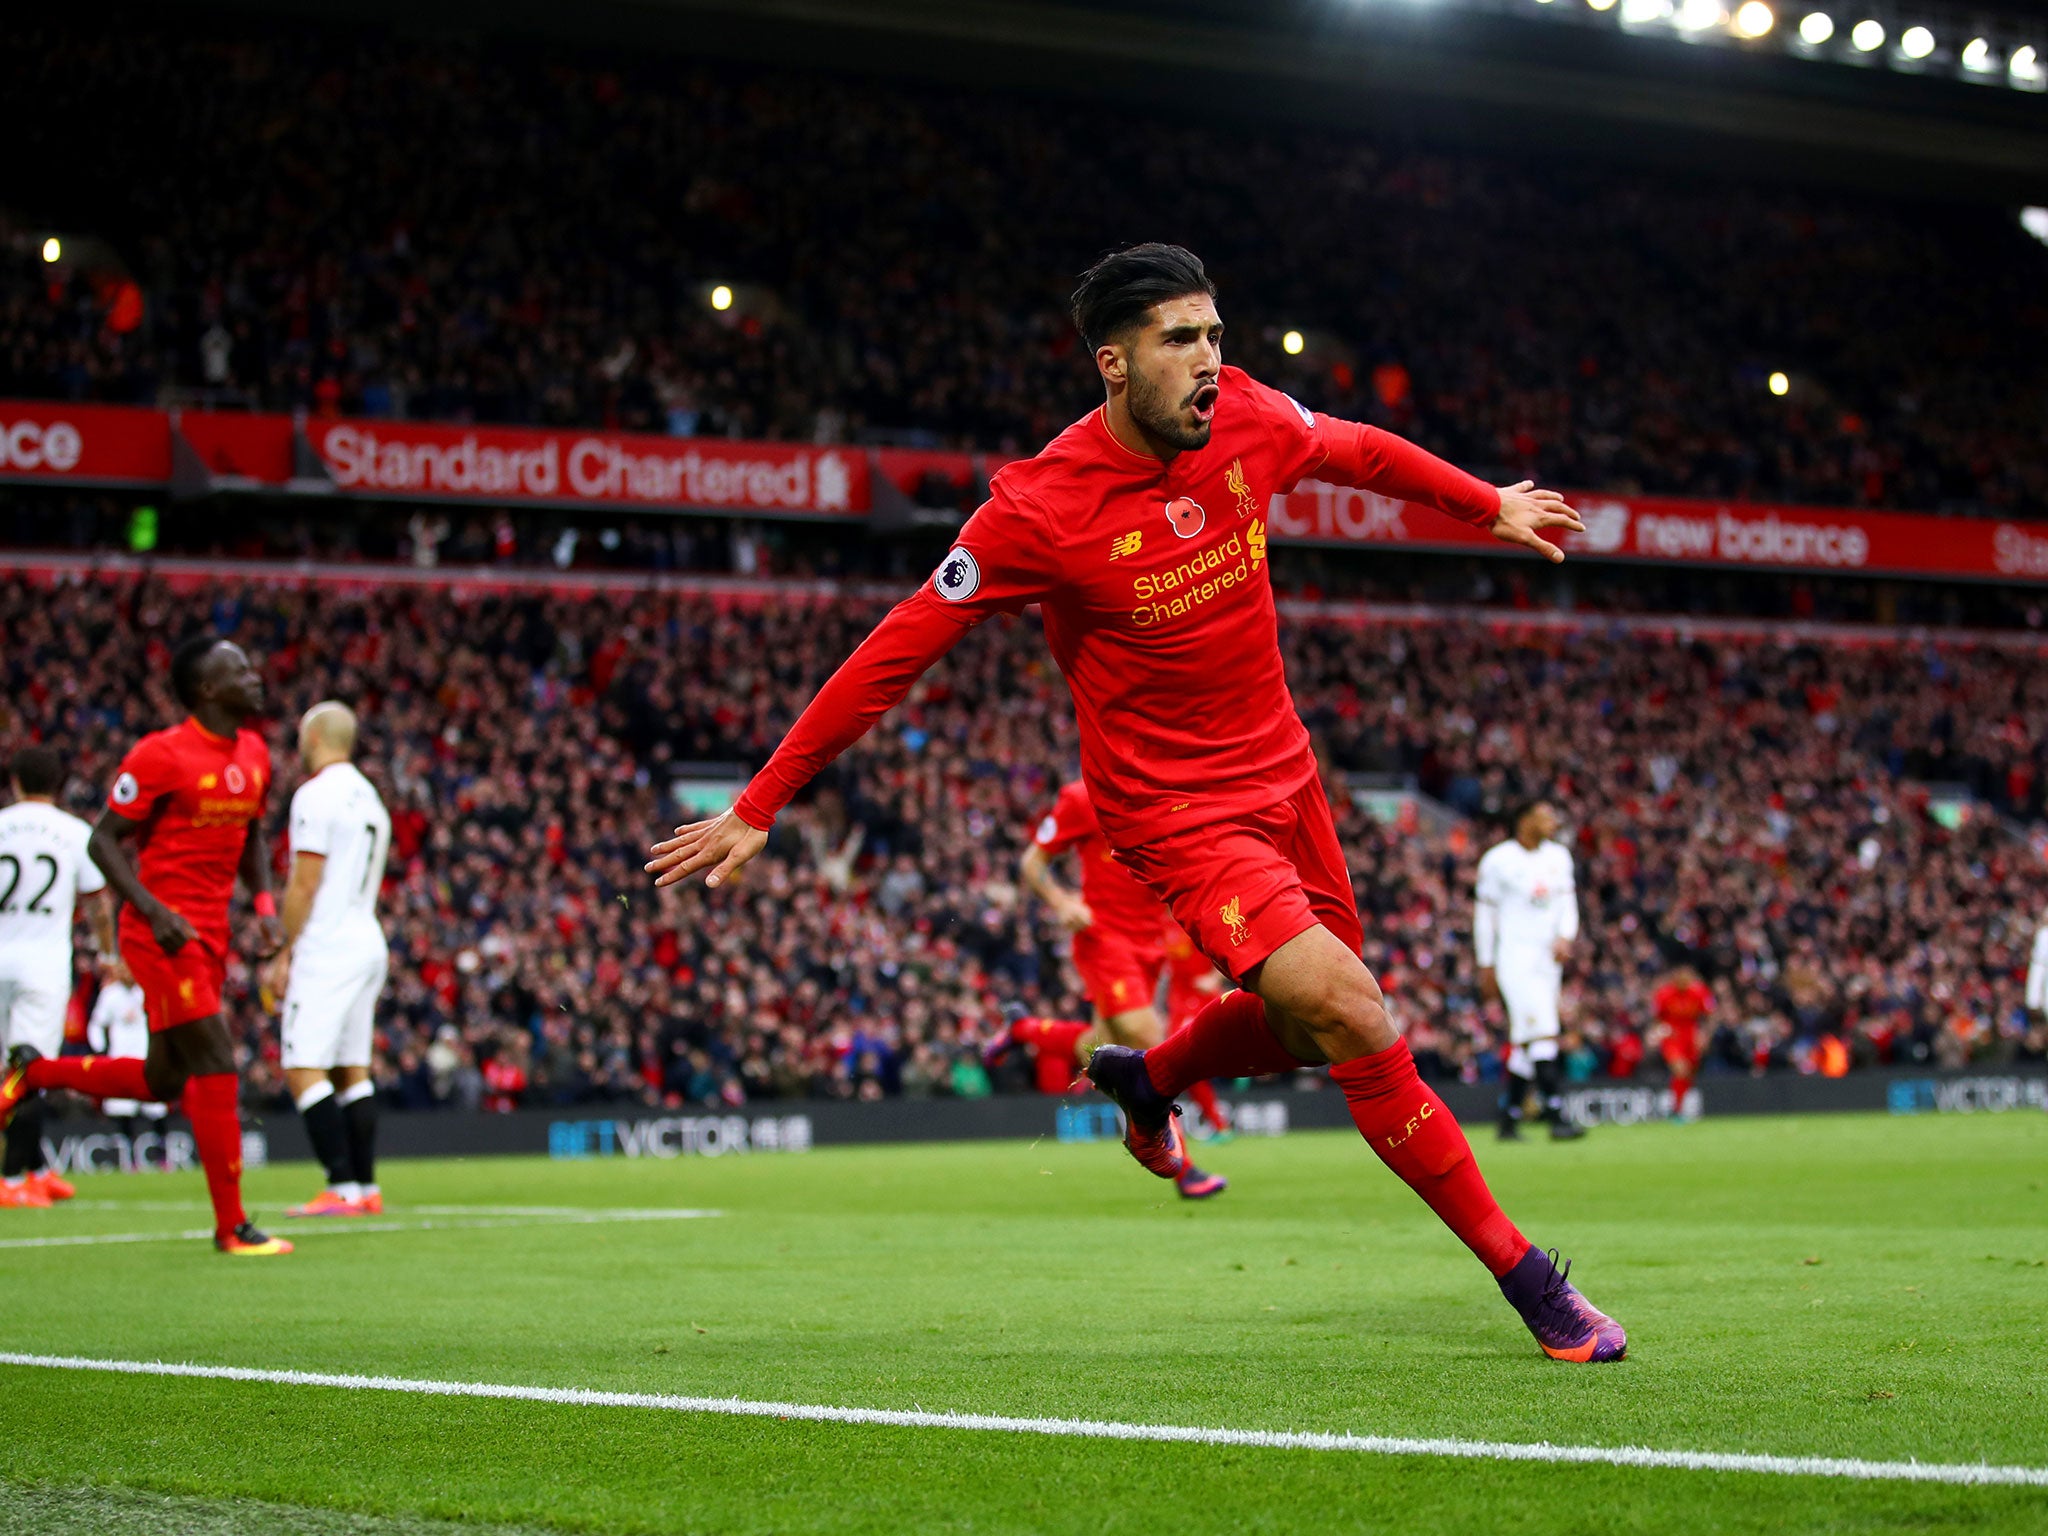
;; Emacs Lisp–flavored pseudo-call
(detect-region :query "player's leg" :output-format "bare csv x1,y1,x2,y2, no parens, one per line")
336,1066,379,1210
1502,972,1579,1141
1,974,61,1202
335,951,386,1210
1101,781,1623,1359
4,945,177,1113
152,1009,291,1256
1497,1043,1531,1141
281,965,367,1214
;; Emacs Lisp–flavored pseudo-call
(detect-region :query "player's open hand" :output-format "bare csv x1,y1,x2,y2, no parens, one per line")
146,902,198,956
646,808,769,890
1490,482,1585,564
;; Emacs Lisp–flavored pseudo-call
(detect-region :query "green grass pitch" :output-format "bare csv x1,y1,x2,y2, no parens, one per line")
2,1111,2045,1534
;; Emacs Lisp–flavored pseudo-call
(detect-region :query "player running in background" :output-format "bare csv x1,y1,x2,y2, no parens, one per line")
649,244,1625,1362
1476,800,1586,1144
990,777,1226,1197
0,746,118,1209
0,636,291,1255
1650,965,1713,1123
262,702,391,1218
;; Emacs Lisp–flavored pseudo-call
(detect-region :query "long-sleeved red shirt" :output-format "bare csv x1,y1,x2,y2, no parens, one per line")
732,366,1497,849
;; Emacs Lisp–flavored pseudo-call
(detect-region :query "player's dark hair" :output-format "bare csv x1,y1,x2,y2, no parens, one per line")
1070,243,1217,351
9,745,62,796
1509,797,1549,831
170,633,222,710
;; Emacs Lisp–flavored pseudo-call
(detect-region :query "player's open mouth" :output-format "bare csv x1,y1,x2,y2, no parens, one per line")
1188,385,1218,422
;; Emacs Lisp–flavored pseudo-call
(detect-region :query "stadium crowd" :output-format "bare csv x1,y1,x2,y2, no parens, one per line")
5,15,2047,518
2,572,2044,1114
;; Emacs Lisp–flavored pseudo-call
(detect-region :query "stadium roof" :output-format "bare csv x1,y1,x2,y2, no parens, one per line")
223,0,2048,195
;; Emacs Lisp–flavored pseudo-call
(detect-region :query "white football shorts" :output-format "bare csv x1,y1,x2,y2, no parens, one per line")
280,943,388,1071
1496,960,1562,1047
0,953,70,1060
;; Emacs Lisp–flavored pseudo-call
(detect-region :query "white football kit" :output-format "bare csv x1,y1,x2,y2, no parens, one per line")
2027,925,2048,1014
87,979,162,1119
279,764,391,1071
1474,836,1580,1069
0,800,105,1060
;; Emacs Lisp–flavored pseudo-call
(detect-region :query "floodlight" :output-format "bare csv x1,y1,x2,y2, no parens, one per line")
1899,25,1934,58
1797,11,1833,44
710,285,734,311
1768,372,1790,396
1851,18,1884,50
1734,2,1775,37
41,238,60,263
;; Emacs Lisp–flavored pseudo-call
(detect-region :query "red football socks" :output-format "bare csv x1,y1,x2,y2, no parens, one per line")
181,1072,248,1238
1016,1017,1092,1063
1187,1078,1229,1133
1671,1073,1695,1109
24,1055,154,1101
1144,990,1305,1097
1330,1040,1528,1276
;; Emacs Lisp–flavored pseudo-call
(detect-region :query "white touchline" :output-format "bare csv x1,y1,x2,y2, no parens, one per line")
0,1209,721,1251
0,1354,2040,1487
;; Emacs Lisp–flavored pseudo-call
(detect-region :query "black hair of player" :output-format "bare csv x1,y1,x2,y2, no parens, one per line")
1509,797,1548,833
1070,244,1218,352
170,633,222,711
10,745,62,796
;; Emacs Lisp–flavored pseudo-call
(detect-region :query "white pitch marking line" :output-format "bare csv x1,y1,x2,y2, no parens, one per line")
0,1209,721,1250
0,1354,2039,1487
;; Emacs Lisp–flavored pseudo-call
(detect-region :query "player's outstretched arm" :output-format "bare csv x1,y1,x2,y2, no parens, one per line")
87,809,197,955
646,595,970,889
1310,415,1584,561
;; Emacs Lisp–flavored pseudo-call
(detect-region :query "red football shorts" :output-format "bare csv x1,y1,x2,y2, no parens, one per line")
124,931,228,1032
1120,776,1362,985
1070,926,1165,1020
1661,1027,1701,1070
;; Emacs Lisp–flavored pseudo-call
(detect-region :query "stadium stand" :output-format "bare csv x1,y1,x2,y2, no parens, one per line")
4,14,2046,517
1,570,2041,1114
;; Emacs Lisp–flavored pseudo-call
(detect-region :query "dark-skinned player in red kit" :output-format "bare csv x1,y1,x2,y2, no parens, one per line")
648,244,1625,1362
0,636,292,1255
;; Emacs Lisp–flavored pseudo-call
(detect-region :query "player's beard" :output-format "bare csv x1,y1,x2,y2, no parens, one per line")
1129,366,1213,453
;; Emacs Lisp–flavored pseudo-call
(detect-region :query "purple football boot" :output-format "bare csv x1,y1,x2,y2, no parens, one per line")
1498,1246,1628,1362
1083,1044,1190,1180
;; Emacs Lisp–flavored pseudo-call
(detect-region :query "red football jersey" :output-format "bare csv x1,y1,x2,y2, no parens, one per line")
734,367,1495,847
107,718,272,946
1031,779,1163,940
1653,980,1713,1039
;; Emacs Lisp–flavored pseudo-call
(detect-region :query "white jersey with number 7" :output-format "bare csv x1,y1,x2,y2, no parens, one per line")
287,763,390,950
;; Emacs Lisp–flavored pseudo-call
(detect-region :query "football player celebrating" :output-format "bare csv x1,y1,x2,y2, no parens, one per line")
0,636,291,1255
650,244,1624,1362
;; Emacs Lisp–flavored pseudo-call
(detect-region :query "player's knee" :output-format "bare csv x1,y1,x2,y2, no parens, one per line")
1297,974,1395,1058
